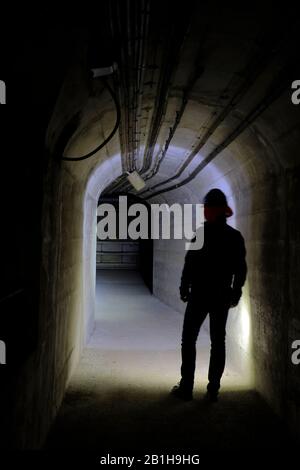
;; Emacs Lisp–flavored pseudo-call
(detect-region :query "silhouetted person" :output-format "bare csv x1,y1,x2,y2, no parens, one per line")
171,189,247,402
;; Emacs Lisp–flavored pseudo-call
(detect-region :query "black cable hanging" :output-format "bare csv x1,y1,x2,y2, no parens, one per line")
61,79,121,162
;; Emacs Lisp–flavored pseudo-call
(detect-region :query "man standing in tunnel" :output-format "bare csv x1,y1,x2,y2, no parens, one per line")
172,189,247,402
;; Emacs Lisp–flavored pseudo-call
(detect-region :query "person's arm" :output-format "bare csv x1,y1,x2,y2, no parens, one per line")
180,239,196,302
231,232,247,307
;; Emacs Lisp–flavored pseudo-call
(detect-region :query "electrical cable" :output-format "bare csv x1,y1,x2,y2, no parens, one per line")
61,79,121,162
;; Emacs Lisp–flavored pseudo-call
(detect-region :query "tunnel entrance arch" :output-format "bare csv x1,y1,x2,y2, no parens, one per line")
79,152,254,386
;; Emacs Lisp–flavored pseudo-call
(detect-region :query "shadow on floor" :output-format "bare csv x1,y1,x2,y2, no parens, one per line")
45,385,293,453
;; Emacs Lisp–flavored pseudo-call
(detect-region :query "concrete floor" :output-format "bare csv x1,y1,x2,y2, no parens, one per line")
46,270,292,453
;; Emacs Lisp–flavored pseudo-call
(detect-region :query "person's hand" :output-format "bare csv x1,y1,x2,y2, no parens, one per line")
181,293,190,303
180,287,190,303
230,288,242,308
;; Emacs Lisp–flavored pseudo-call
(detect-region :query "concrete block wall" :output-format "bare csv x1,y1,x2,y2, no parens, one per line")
10,163,86,449
286,167,300,438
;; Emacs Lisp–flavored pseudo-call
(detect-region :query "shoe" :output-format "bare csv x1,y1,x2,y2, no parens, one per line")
206,390,218,403
171,384,193,401
206,383,219,402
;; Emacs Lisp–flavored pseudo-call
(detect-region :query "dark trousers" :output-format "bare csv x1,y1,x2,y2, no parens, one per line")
180,298,229,392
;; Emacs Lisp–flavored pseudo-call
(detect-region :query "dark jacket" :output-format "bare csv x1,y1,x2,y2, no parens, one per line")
180,221,247,305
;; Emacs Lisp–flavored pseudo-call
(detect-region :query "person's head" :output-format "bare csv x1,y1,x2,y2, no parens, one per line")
203,188,233,223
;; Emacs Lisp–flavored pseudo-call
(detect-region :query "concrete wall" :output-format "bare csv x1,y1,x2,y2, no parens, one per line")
9,155,122,449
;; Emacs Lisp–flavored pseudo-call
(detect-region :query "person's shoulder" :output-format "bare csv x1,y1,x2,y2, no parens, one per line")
225,224,244,241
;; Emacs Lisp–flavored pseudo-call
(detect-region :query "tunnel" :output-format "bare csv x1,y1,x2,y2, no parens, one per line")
0,1,299,457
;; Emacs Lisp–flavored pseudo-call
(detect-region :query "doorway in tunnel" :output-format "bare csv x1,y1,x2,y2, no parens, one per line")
93,193,156,353
96,194,153,293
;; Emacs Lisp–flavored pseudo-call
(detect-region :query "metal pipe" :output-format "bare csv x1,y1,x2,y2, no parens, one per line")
144,64,296,200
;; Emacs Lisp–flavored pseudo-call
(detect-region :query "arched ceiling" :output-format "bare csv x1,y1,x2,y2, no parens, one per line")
47,1,300,207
